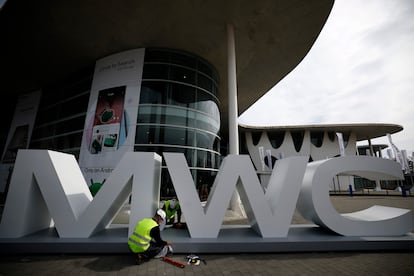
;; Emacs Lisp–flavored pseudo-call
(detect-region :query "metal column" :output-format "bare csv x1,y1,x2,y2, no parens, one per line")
227,24,239,155
227,24,244,215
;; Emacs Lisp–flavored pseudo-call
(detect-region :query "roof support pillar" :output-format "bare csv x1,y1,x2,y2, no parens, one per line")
227,23,239,155
227,24,245,216
368,138,382,191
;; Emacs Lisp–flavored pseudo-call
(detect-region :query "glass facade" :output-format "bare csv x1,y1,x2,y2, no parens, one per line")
25,49,221,199
136,49,221,198
30,74,93,160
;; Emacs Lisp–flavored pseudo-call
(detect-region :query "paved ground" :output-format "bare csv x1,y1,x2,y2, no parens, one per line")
1,195,414,275
1,251,413,275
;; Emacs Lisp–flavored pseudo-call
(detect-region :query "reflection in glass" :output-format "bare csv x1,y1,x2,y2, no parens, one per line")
138,48,221,196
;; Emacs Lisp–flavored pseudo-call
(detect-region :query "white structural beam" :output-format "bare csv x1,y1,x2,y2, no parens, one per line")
227,23,239,155
227,23,244,214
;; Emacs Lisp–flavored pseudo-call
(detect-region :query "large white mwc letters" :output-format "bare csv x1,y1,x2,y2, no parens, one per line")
0,150,412,239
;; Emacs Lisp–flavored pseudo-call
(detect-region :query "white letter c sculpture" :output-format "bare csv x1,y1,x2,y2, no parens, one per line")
297,156,413,236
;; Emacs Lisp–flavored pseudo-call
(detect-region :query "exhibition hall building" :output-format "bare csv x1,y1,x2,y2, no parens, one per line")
0,0,403,198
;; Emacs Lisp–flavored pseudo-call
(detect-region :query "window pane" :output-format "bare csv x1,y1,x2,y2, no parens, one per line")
139,105,164,124
171,52,196,68
31,124,55,140
197,60,212,78
196,112,220,134
164,107,188,127
142,63,169,80
196,130,215,149
60,95,89,118
197,150,207,167
55,116,86,135
197,73,212,91
135,125,147,144
169,83,196,108
36,105,60,124
164,126,188,146
134,145,161,153
197,90,219,117
140,82,168,104
55,132,83,149
170,65,195,85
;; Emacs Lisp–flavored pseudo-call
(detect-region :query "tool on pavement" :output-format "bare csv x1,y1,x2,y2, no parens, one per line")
186,254,207,265
162,256,186,268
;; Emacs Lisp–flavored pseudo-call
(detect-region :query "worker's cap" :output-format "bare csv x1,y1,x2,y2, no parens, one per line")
169,199,177,209
156,209,166,220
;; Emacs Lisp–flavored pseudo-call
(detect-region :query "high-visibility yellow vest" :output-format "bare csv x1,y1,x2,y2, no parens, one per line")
165,200,180,220
128,218,157,253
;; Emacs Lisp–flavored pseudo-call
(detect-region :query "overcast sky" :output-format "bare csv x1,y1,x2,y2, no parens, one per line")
239,0,414,158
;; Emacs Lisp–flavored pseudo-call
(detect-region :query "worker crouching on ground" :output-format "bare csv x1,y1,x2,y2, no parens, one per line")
161,198,184,229
128,209,173,265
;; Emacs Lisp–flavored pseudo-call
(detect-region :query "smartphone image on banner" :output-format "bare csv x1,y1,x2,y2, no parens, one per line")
90,86,126,154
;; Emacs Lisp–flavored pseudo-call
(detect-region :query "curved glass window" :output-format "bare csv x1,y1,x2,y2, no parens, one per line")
197,89,219,110
140,82,168,104
164,107,189,127
30,75,92,159
137,48,221,197
135,125,159,144
169,82,196,108
30,131,83,153
36,105,61,124
198,61,219,88
170,65,196,85
164,126,194,147
171,52,197,68
144,49,219,96
160,168,218,200
196,112,219,134
137,105,219,135
197,73,212,91
142,63,169,80
196,130,215,149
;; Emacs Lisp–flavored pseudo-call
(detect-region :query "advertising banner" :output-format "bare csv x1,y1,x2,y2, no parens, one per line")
79,49,145,187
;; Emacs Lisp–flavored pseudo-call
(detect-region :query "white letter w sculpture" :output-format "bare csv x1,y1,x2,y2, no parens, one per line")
0,150,161,238
163,153,309,238
0,150,412,239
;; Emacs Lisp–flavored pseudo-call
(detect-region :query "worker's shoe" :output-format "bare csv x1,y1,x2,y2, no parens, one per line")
136,254,148,265
166,245,174,257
